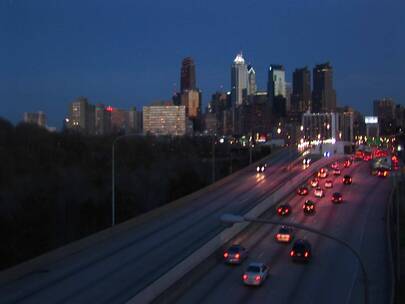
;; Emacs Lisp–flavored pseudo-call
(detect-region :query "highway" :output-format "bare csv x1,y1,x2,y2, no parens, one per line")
0,149,312,304
174,160,392,304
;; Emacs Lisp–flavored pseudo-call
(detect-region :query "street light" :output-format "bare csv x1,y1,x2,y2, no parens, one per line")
220,213,369,304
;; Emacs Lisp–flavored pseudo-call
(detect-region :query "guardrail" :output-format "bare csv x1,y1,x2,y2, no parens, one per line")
127,155,340,304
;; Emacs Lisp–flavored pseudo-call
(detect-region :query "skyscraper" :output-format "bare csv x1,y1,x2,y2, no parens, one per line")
247,65,257,96
292,67,311,113
267,65,286,117
312,62,336,113
231,53,248,106
180,57,196,92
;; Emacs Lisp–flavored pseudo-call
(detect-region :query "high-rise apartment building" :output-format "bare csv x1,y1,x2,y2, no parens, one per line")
180,57,196,92
231,53,248,106
292,67,311,113
67,97,95,134
23,111,47,128
312,62,336,113
143,105,189,136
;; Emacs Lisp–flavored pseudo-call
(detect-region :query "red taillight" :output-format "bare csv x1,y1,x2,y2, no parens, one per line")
243,274,248,281
276,233,281,239
235,253,240,259
339,197,342,201
255,275,261,281
223,252,228,258
304,251,309,258
286,235,291,241
285,209,289,213
290,250,295,256
278,208,282,213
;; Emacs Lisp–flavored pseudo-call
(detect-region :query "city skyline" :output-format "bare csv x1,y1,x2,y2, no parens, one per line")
1,0,404,127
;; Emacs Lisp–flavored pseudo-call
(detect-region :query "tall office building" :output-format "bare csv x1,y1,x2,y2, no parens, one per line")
180,57,196,92
143,105,189,136
180,89,201,119
231,53,248,106
267,65,286,117
128,107,143,134
373,98,396,135
267,65,286,101
291,67,311,113
67,97,95,134
247,65,257,96
94,104,111,135
312,62,336,113
23,111,47,128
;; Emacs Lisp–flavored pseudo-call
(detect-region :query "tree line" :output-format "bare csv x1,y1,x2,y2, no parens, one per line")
0,118,270,270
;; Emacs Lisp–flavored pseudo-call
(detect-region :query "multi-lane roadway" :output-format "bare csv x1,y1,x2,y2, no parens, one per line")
0,149,313,304
174,160,392,304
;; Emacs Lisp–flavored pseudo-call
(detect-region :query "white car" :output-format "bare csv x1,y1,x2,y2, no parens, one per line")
314,187,324,198
242,262,269,286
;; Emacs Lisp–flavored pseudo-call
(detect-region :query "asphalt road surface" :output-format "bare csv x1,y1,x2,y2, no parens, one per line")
0,149,312,304
175,160,392,304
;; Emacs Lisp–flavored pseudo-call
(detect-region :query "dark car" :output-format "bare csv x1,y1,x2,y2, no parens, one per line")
277,204,292,216
256,163,267,173
331,192,343,204
223,244,248,264
343,175,352,185
290,239,312,262
303,200,316,215
297,186,309,196
377,168,389,177
275,226,294,243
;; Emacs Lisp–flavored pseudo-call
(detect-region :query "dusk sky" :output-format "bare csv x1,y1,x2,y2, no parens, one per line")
1,0,404,127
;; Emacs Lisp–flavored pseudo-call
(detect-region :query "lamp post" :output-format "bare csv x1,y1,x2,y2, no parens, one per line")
112,134,139,226
220,213,369,304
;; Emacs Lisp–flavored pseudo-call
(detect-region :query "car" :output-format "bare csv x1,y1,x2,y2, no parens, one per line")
333,168,341,176
297,186,309,196
303,200,316,215
330,162,339,170
290,239,312,262
277,204,292,216
256,163,267,173
309,178,319,188
223,244,248,264
343,175,352,185
377,168,389,177
242,262,269,286
314,187,324,198
275,226,294,243
343,159,352,168
324,179,333,188
331,192,343,204
317,168,328,178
